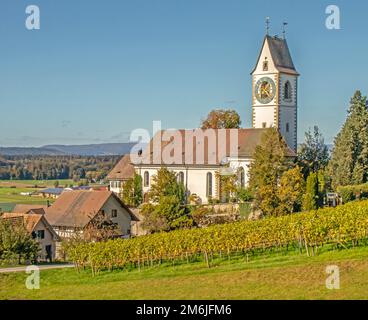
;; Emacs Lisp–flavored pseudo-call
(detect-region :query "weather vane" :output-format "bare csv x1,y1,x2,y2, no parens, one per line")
282,21,288,39
266,17,270,35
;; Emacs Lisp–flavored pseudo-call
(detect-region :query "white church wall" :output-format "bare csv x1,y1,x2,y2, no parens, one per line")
279,74,297,107
252,38,278,75
228,158,252,186
253,105,277,129
138,166,219,204
279,106,297,151
186,167,218,204
279,74,297,151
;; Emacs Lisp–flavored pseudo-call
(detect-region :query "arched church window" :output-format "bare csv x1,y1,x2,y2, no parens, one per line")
286,123,290,133
238,167,245,188
263,58,268,71
206,172,212,197
144,171,149,187
284,81,292,101
177,171,184,185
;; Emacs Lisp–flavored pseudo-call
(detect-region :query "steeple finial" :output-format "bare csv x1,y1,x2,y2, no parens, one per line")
266,17,270,35
282,21,288,39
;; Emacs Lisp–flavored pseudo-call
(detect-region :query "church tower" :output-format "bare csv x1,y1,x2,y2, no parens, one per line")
251,33,299,152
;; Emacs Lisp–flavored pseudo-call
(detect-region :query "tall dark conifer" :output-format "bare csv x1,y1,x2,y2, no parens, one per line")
328,91,368,187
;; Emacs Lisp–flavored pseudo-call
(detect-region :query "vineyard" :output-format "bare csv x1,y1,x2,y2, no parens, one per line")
66,201,368,275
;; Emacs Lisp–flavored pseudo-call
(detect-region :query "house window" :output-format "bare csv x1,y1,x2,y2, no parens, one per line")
111,209,117,218
111,181,121,189
33,230,45,239
144,171,149,187
262,122,267,128
286,123,290,133
206,172,212,197
238,167,245,188
284,81,292,101
177,171,184,185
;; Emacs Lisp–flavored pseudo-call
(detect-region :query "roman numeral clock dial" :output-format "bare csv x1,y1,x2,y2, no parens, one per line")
255,77,276,104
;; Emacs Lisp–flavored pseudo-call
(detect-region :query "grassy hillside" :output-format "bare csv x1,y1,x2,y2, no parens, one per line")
1,246,367,300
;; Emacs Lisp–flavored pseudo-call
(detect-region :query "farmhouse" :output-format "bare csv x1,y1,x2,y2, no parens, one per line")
2,212,59,261
107,154,135,194
38,187,64,199
44,190,139,239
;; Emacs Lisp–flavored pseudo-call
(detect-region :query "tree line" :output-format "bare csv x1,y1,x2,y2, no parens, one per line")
0,155,120,182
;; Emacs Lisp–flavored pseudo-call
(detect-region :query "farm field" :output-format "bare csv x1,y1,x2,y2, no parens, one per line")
0,179,73,209
0,179,74,188
1,246,367,300
0,187,52,210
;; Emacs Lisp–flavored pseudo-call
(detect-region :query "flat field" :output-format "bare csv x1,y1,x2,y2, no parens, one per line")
1,246,367,300
0,179,73,208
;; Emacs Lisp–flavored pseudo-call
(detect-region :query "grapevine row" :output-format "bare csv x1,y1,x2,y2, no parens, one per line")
65,201,368,275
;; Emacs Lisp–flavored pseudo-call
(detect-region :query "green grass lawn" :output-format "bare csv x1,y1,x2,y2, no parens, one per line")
1,246,367,300
0,179,74,207
0,187,51,206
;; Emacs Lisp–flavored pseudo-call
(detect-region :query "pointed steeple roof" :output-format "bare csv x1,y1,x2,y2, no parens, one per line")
251,35,299,75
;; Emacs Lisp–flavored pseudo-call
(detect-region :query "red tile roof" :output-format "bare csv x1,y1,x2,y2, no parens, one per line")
13,204,48,214
107,154,135,180
45,190,138,228
136,128,296,166
107,128,296,179
2,212,42,232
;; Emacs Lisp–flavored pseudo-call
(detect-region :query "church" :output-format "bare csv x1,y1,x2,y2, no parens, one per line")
108,31,298,204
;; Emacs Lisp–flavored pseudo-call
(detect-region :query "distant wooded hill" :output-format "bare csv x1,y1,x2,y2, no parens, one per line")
0,142,331,156
0,143,136,156
0,155,121,181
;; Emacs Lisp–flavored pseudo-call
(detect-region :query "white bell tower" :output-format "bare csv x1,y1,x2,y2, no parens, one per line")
251,29,299,152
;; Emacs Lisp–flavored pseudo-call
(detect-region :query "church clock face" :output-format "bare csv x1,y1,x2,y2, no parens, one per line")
255,77,276,104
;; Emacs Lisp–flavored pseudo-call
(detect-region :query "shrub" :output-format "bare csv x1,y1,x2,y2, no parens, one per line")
339,187,355,204
141,196,193,233
303,172,319,211
0,218,39,264
190,206,212,226
337,183,368,203
188,193,201,205
237,188,253,202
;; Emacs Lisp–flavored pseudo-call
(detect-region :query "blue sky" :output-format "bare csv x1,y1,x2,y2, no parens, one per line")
0,0,366,146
